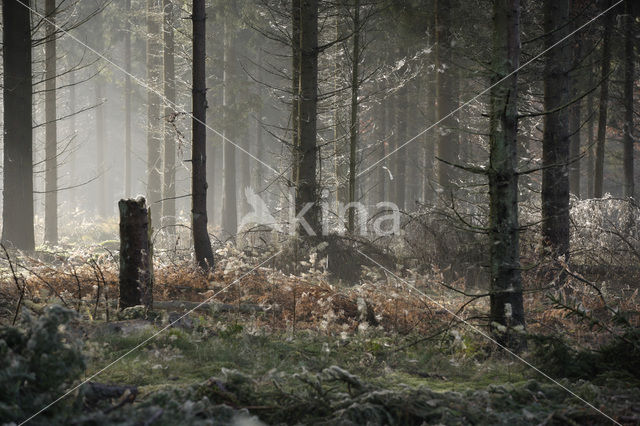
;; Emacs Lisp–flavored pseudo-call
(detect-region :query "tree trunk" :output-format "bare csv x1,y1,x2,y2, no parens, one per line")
44,0,58,245
489,0,525,351
435,0,459,192
124,0,133,197
163,0,176,233
569,9,583,198
594,0,613,198
119,197,153,309
376,103,387,204
1,0,35,251
192,0,215,270
394,82,408,211
347,0,361,233
294,0,321,236
147,0,163,227
96,78,107,217
587,68,595,198
541,0,571,263
623,0,635,198
221,18,238,238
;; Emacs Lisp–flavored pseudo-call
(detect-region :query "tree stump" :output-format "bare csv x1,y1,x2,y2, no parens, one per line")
118,197,153,310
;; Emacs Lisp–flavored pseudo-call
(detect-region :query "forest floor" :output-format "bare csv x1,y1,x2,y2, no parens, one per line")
1,240,640,425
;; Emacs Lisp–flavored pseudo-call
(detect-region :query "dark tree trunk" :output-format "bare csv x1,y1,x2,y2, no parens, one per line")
2,0,35,251
163,0,176,233
221,18,238,238
294,0,321,236
594,0,613,198
147,0,163,227
587,69,595,198
394,78,408,212
192,0,215,269
435,0,459,191
569,9,583,198
44,0,58,245
119,198,153,309
347,0,361,233
489,0,525,351
541,0,571,262
124,0,132,197
623,0,635,198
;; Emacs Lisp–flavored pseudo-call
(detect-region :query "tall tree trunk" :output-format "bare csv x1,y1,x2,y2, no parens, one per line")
489,0,525,351
394,82,408,211
2,0,34,251
376,103,387,204
594,0,613,198
163,0,176,233
221,19,237,238
44,0,58,244
587,68,595,198
347,0,360,233
96,78,107,216
435,0,459,191
541,0,571,263
423,67,436,204
623,0,635,198
192,0,214,269
294,0,321,236
68,65,77,204
569,6,583,198
124,0,133,197
147,0,163,227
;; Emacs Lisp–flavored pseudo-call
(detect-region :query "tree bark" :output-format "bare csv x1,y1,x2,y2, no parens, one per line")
147,0,163,227
594,0,613,198
119,197,153,309
44,0,58,244
435,0,459,192
541,0,571,262
192,0,215,270
569,6,583,198
163,0,176,233
623,0,635,198
2,0,35,251
489,0,525,351
221,18,238,238
294,0,321,236
347,0,361,233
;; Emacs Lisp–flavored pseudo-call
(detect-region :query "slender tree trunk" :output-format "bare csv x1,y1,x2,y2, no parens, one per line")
347,0,361,233
125,0,133,197
569,10,583,198
623,0,635,198
541,0,571,263
44,0,58,244
423,67,436,204
2,0,34,251
294,0,321,236
69,65,77,204
435,0,459,191
147,0,163,226
96,78,107,216
163,0,176,233
587,69,595,198
221,19,238,238
394,82,408,211
489,0,525,351
192,0,214,269
594,0,613,198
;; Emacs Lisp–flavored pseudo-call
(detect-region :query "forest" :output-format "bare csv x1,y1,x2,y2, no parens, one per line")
1,0,640,424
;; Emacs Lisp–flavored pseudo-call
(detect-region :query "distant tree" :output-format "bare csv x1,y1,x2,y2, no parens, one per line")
192,0,215,269
622,0,635,198
147,0,163,227
488,0,525,350
221,17,238,238
162,0,177,233
124,0,133,197
2,0,35,251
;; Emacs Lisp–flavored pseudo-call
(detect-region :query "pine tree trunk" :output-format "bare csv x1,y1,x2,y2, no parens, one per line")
394,82,408,211
541,0,571,262
119,198,153,309
147,0,163,226
594,0,613,198
435,0,459,191
221,18,238,238
192,0,214,270
347,0,360,233
294,0,321,236
489,0,525,351
1,0,35,251
376,103,387,204
163,0,176,233
587,68,595,198
569,13,583,198
623,0,634,198
96,78,107,216
124,0,133,197
44,0,58,245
